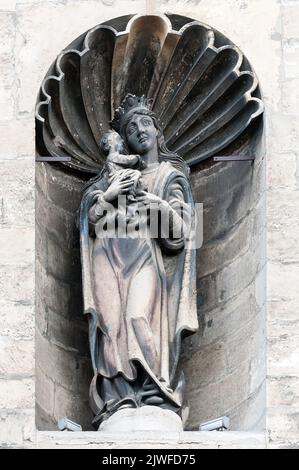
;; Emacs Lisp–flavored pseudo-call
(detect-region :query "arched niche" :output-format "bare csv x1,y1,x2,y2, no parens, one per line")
35,13,265,431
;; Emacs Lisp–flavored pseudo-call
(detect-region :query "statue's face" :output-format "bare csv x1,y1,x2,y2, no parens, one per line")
125,114,157,154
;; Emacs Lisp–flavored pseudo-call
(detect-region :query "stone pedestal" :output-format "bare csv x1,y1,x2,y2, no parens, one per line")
98,406,183,432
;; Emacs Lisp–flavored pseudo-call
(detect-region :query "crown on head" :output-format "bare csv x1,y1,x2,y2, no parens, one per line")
111,94,152,135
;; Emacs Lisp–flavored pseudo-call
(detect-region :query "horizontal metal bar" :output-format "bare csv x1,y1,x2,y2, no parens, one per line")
213,155,254,162
35,156,71,162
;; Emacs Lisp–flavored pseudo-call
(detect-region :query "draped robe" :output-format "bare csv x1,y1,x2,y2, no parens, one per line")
79,161,198,424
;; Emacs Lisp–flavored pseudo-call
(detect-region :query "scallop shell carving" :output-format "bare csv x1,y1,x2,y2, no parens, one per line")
35,13,264,175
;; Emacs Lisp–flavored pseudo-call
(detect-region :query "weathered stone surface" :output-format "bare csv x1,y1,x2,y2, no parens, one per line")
268,190,299,263
268,262,299,321
0,411,26,447
267,407,299,446
53,382,93,431
0,300,34,340
36,259,71,318
186,362,250,429
99,406,183,432
46,308,89,357
229,381,266,431
0,378,33,408
182,341,227,390
0,1,16,11
268,113,299,155
161,0,282,110
268,331,299,377
0,159,34,227
283,40,299,79
0,336,34,377
0,12,15,88
0,264,34,304
36,365,55,417
281,79,299,114
0,119,34,159
36,329,79,389
36,429,266,449
282,1,299,40
15,0,146,116
35,403,57,432
0,227,33,265
268,152,297,189
184,283,257,351
225,312,265,375
268,376,299,408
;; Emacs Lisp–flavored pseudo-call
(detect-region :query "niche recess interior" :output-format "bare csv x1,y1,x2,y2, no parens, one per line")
35,13,265,431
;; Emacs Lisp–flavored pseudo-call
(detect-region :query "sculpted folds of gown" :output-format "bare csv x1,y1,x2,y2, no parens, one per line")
79,95,198,428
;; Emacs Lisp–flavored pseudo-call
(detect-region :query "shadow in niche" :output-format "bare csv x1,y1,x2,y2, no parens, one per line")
182,118,266,431
35,12,266,432
35,164,94,430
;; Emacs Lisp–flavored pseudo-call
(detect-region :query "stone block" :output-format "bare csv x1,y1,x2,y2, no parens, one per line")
0,299,34,340
229,381,266,431
0,227,34,266
197,283,258,348
0,378,34,408
36,328,91,399
268,376,299,408
0,336,34,377
281,79,299,115
196,210,252,278
45,165,83,215
268,330,299,377
0,87,14,122
35,291,48,337
215,246,261,306
225,311,265,376
46,308,89,357
0,12,15,88
0,159,34,227
36,186,77,252
35,403,57,432
182,341,227,390
267,113,299,155
35,163,48,196
268,262,299,318
0,1,16,11
186,362,250,429
36,429,266,449
267,407,299,445
36,365,55,418
0,264,34,304
283,40,299,80
53,382,93,431
267,152,297,190
0,411,26,446
0,119,34,159
36,329,77,387
268,189,299,263
36,258,71,318
282,1,299,40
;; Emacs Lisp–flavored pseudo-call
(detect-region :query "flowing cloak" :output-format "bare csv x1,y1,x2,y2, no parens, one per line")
79,161,198,415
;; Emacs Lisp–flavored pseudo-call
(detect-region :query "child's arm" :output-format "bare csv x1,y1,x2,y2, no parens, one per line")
108,153,140,168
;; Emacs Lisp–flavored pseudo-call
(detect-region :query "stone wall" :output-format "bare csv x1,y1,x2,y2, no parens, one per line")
0,0,298,448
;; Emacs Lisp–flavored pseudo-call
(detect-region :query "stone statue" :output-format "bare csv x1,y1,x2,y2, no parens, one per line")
79,94,198,429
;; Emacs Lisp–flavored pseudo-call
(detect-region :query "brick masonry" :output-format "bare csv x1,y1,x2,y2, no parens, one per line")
0,0,298,448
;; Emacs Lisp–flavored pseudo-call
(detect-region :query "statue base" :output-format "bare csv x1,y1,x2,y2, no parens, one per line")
98,406,183,432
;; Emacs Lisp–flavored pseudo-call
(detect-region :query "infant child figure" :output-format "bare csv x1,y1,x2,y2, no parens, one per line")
100,130,146,204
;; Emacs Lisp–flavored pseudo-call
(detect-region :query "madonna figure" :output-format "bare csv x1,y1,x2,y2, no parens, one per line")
79,94,198,429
